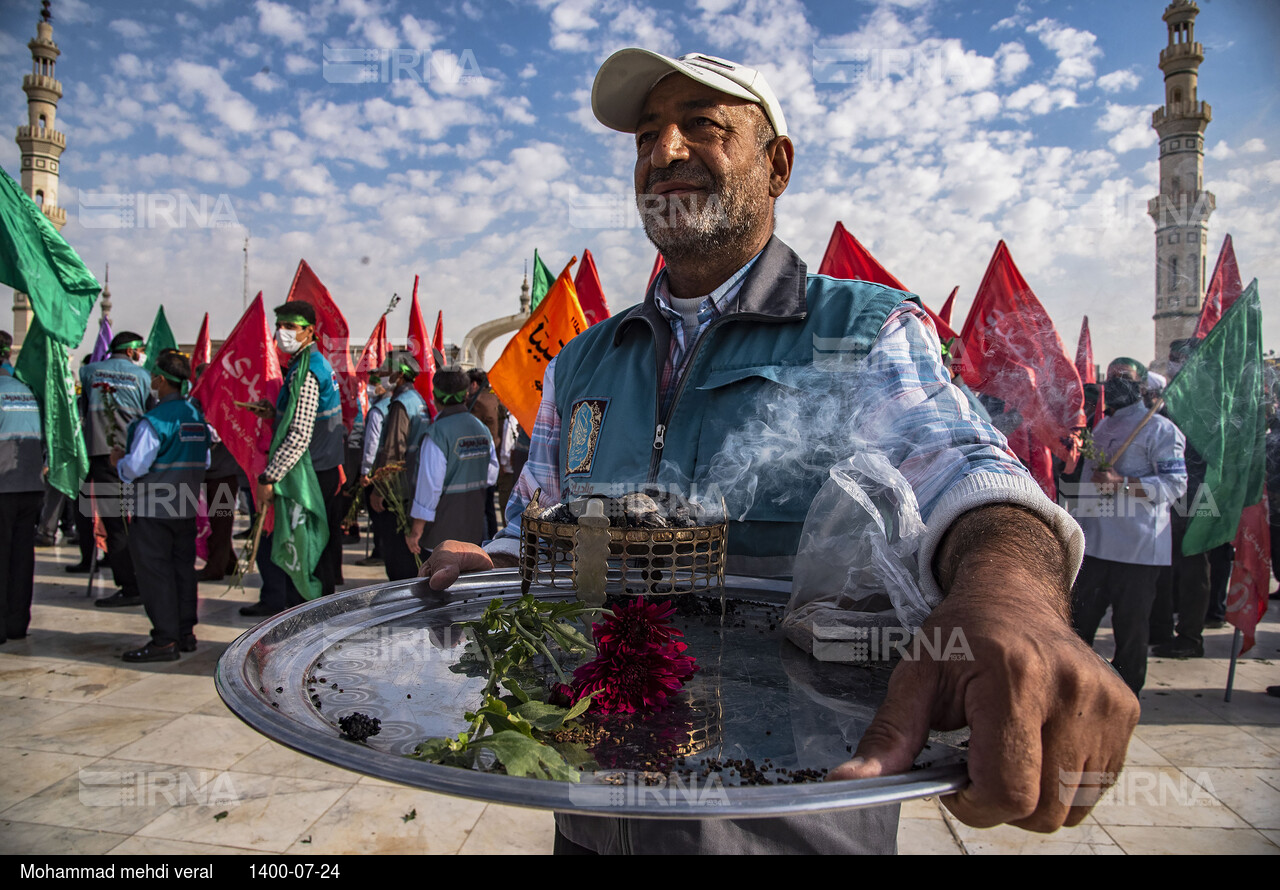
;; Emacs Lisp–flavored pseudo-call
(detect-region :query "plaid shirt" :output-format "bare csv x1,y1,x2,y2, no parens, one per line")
489,274,1028,555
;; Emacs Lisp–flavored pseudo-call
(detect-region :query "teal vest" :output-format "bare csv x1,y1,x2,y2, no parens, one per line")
277,346,345,472
80,355,152,457
127,395,209,519
393,387,430,496
552,238,910,565
0,374,44,493
428,407,493,495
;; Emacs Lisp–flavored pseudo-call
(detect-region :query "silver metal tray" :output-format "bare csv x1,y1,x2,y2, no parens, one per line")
216,570,968,818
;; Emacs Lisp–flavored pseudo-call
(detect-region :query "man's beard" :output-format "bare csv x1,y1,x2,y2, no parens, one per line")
637,160,771,264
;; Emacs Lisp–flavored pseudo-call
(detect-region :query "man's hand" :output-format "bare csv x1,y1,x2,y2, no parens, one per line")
256,480,274,506
827,505,1139,832
245,399,276,421
417,540,514,590
1091,467,1122,486
369,491,384,513
108,446,125,469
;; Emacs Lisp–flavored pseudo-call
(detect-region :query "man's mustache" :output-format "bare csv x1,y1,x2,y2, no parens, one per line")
644,163,716,194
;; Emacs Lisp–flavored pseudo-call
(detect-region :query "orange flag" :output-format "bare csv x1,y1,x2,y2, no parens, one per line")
490,258,587,433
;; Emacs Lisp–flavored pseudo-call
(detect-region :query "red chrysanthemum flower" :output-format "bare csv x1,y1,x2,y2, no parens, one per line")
593,598,683,655
572,641,697,715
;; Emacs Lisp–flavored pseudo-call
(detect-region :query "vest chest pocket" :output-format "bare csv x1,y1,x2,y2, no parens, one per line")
691,364,818,525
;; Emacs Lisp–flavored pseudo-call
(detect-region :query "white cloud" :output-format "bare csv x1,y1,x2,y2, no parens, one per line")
1005,83,1077,116
255,0,311,46
1241,138,1266,154
994,42,1031,85
1028,18,1102,85
248,70,287,92
170,62,259,132
109,19,153,41
1097,69,1141,93
519,63,537,79
284,53,318,74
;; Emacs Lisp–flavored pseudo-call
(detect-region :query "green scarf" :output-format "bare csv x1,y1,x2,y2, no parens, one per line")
269,347,329,600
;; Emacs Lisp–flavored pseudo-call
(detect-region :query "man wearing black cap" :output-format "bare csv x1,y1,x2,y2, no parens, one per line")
110,351,210,661
367,353,430,581
240,301,346,615
80,331,154,607
420,48,1138,852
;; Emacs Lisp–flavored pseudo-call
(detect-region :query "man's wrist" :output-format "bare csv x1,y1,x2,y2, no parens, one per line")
934,504,1072,622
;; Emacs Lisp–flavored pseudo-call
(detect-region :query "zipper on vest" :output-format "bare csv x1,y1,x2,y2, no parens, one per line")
653,423,666,450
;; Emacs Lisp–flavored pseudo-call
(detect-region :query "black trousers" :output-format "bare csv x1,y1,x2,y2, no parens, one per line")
203,476,239,578
374,503,420,582
129,516,198,647
1205,543,1235,622
1072,555,1162,695
0,491,43,641
255,466,342,610
87,455,139,595
1150,512,1211,645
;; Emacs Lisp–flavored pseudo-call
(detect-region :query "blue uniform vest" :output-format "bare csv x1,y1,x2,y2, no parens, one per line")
126,395,210,519
277,346,345,472
392,388,430,497
427,408,493,495
0,374,44,493
80,355,152,457
552,238,911,564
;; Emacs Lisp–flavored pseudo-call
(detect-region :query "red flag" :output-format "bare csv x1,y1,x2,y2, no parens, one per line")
189,293,283,482
1194,234,1243,339
1075,316,1096,384
355,314,391,418
432,310,445,357
192,313,211,371
574,248,612,326
960,241,1084,495
939,286,957,327
647,252,665,291
286,259,360,433
407,276,438,419
1226,499,1271,654
817,222,907,290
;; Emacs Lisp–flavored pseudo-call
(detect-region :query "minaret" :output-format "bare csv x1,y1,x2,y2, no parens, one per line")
1148,0,1215,370
12,1,67,349
100,265,111,320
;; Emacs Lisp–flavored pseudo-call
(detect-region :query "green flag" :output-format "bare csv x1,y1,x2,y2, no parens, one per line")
0,167,99,346
1163,279,1265,555
14,316,89,500
530,249,554,312
144,306,177,373
269,347,329,600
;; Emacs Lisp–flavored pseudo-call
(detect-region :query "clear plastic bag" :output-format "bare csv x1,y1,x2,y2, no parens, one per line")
783,451,932,657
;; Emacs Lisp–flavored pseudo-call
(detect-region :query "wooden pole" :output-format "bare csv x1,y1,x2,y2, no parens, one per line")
1107,398,1164,466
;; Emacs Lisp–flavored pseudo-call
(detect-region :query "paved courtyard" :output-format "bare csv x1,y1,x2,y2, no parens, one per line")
1,534,1277,855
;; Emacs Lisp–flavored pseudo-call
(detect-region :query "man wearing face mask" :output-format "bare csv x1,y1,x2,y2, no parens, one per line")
367,354,430,581
80,331,155,608
1069,357,1187,694
240,301,346,616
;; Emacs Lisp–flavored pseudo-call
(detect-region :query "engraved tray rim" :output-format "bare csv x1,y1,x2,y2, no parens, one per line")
215,570,968,819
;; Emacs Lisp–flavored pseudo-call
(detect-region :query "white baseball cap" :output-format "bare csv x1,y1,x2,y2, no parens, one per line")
592,49,788,138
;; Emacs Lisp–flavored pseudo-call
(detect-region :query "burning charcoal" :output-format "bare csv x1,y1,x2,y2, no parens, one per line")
617,493,665,528
540,503,575,524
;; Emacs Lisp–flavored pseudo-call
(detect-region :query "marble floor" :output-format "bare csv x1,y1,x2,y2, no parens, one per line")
2,532,1278,855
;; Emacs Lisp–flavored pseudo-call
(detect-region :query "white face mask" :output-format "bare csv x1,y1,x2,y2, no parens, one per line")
149,386,160,400
134,352,147,367
275,329,302,355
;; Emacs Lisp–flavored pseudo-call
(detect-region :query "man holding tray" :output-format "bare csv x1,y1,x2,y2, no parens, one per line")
421,49,1137,853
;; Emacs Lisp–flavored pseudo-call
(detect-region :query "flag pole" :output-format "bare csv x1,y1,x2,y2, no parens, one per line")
1108,398,1164,466
1224,628,1243,702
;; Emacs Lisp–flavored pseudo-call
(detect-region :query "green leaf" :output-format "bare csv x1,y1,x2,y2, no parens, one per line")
563,690,597,722
514,700,572,731
478,731,581,782
502,676,531,704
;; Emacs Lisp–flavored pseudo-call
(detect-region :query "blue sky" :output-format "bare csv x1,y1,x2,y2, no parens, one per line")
1,0,1276,367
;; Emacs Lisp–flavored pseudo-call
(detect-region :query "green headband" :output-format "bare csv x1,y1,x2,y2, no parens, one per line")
156,367,187,385
398,362,418,379
276,314,312,327
113,339,145,352
434,387,468,404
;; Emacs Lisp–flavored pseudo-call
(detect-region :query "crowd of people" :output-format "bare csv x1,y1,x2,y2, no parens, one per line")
0,43,1274,855
0,306,514,660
